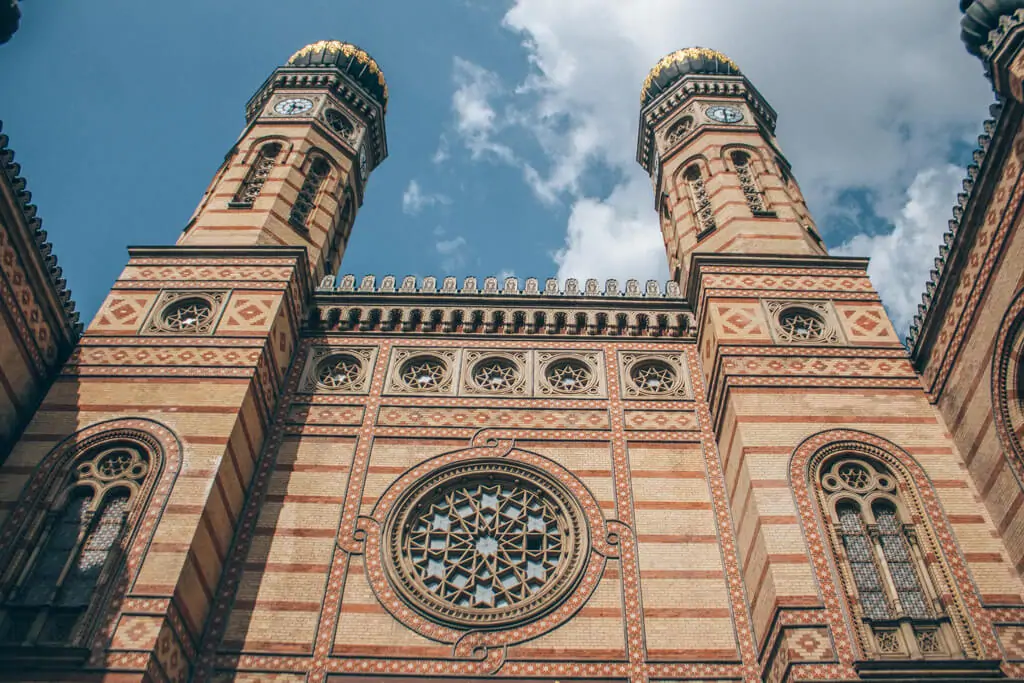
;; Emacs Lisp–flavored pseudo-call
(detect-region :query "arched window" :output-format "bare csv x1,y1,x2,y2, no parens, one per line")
232,142,282,207
817,455,962,659
289,155,331,230
731,151,768,214
0,442,151,646
323,108,354,139
683,165,715,236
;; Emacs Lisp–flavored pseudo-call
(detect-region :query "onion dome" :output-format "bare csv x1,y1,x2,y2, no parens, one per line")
961,0,1024,55
641,47,741,106
0,0,21,45
287,40,388,112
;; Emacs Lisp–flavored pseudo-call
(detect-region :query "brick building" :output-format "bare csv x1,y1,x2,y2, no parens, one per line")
3,4,1024,681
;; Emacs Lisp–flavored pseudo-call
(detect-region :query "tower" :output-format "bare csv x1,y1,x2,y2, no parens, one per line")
0,40,387,680
182,40,388,281
636,48,825,283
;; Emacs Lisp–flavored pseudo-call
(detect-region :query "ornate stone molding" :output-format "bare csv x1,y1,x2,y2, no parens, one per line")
140,290,228,336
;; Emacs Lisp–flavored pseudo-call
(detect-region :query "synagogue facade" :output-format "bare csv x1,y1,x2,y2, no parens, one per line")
1,4,1024,682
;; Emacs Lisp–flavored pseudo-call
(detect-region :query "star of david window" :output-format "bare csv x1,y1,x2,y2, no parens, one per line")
161,298,214,334
545,358,594,394
399,355,448,392
630,359,677,395
384,460,588,628
470,357,520,392
315,353,363,391
778,307,826,341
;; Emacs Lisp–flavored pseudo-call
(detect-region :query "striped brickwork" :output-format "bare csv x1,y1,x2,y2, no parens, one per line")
0,247,307,682
913,104,1024,585
694,254,1024,680
179,114,359,283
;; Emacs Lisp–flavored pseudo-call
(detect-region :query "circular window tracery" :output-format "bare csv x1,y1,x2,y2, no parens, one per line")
471,357,520,392
316,353,363,391
546,358,594,394
777,306,827,342
162,298,213,334
400,355,448,391
384,460,588,629
630,359,677,394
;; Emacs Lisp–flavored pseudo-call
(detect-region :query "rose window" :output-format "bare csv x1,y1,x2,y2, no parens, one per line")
778,307,827,342
838,462,870,490
316,354,362,390
162,298,213,333
471,358,519,392
385,460,587,628
400,356,447,391
630,360,677,394
76,446,149,483
546,358,593,393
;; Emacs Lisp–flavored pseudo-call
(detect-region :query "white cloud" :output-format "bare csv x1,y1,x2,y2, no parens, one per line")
402,179,450,216
834,165,963,334
432,134,451,164
436,235,468,272
553,174,668,285
452,57,516,163
445,1,991,301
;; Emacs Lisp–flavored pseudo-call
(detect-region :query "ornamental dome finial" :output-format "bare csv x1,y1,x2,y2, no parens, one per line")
286,40,388,112
641,47,741,107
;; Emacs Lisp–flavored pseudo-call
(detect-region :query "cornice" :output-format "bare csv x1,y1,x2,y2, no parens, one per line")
312,274,694,339
685,253,871,303
0,120,81,338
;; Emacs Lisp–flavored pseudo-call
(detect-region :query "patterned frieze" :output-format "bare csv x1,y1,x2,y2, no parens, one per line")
321,273,681,298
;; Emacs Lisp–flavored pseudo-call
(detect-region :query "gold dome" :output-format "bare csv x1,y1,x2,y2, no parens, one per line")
287,40,388,112
641,47,741,106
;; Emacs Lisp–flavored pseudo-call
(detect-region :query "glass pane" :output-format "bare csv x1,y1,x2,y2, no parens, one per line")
58,495,127,607
875,504,930,619
838,505,891,620
16,495,91,606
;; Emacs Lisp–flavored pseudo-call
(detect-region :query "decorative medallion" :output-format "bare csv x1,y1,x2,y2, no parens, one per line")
461,351,528,396
300,346,376,394
363,437,611,650
141,290,227,336
764,299,843,346
618,351,690,398
538,352,602,396
386,348,458,395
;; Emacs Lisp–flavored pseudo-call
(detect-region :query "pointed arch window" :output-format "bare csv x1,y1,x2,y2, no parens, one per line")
231,142,282,208
0,443,150,648
683,165,715,237
731,151,769,215
289,155,331,230
817,455,966,660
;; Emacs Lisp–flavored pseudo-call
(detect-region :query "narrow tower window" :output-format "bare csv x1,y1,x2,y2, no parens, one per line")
289,155,331,230
232,142,281,207
731,151,768,214
324,109,354,138
683,165,715,236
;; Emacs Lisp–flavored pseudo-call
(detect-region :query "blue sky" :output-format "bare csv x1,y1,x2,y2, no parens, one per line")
0,1,993,331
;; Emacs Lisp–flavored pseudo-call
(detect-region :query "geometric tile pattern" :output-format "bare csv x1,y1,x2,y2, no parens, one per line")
998,624,1024,660
623,409,697,431
219,293,280,334
376,405,610,430
835,303,898,346
89,292,158,334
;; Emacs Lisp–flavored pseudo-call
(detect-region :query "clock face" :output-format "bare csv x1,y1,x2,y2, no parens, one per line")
359,146,369,183
706,105,743,124
274,98,314,116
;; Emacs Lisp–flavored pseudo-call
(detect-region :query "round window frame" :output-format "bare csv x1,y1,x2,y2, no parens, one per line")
544,356,597,395
629,358,679,395
469,356,522,393
159,296,216,334
398,354,450,392
381,458,590,630
314,353,364,391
